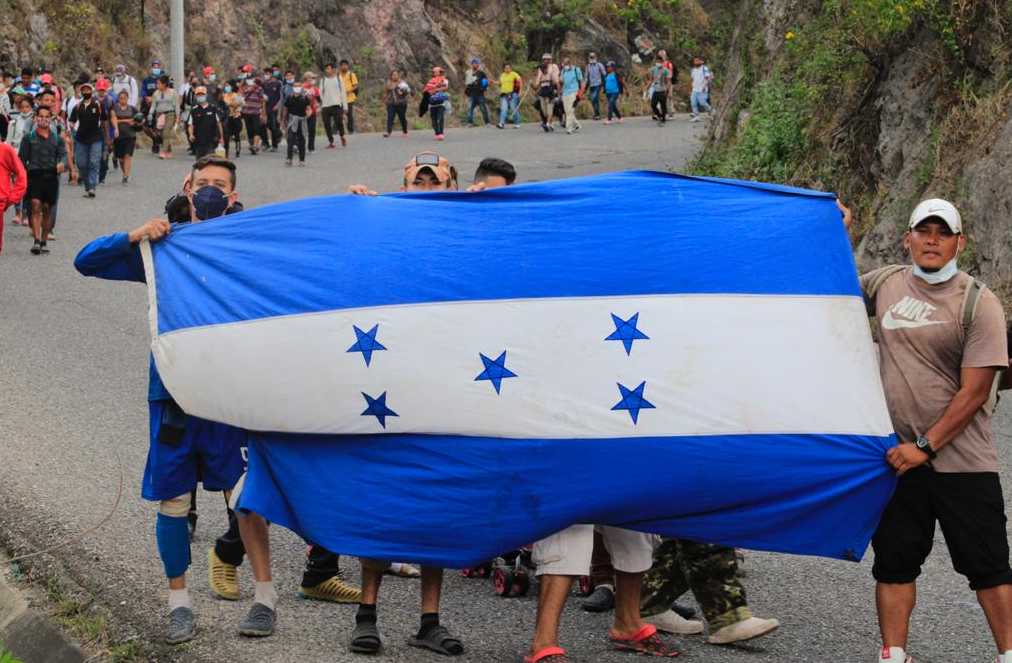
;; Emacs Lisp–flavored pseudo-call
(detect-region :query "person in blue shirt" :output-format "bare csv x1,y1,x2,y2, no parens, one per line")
559,57,583,134
140,61,163,155
74,155,280,645
603,61,625,125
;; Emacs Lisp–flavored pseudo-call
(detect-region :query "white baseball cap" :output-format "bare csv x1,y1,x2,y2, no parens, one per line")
908,198,961,234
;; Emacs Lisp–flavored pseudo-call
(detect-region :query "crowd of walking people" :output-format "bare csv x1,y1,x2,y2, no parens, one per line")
5,42,1009,663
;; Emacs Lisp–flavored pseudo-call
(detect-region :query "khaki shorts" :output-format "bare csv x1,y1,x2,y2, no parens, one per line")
533,525,658,576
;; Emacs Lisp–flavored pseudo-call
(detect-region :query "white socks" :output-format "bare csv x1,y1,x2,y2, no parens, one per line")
878,647,906,662
254,580,277,610
999,651,1012,663
168,588,191,612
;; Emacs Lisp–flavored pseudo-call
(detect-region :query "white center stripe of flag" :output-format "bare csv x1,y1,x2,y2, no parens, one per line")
153,294,891,439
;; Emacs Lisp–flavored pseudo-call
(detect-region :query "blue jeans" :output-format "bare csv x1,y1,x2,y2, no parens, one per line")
606,92,622,120
75,139,103,192
466,94,489,124
430,104,445,135
588,85,602,117
691,90,712,115
499,93,520,126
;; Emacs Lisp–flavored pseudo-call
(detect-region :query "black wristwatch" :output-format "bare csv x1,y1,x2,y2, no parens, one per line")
915,436,937,460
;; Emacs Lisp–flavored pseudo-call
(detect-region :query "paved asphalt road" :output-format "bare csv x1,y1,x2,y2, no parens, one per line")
1,115,1010,663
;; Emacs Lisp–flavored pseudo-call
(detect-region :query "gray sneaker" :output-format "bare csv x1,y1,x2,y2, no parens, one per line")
238,602,276,637
165,606,196,645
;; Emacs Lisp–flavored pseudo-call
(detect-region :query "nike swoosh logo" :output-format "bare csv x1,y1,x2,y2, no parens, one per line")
881,309,946,330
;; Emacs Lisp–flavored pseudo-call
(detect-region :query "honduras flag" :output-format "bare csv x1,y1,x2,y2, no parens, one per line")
141,171,896,568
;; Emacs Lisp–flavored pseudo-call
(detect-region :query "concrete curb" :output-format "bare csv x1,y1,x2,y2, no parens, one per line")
0,573,86,663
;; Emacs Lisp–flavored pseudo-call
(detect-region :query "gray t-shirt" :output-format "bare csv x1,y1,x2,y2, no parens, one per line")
649,64,670,94
861,267,1008,472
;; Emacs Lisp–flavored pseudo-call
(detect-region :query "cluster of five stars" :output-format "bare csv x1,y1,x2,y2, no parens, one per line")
347,313,654,428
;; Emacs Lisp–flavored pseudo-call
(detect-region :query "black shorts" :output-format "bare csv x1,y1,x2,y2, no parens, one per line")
113,135,136,158
26,170,59,205
872,466,1012,590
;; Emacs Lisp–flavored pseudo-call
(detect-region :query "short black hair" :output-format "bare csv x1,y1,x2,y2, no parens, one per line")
473,158,516,185
263,66,272,73
271,63,281,69
37,89,54,100
20,67,32,78
325,62,337,69
158,74,170,85
35,104,52,116
339,59,350,66
192,154,238,190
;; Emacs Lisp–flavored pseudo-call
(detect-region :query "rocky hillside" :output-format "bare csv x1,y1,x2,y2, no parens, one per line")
693,0,1012,303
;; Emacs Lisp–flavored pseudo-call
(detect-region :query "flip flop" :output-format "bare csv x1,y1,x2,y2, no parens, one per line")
524,646,571,662
407,624,464,656
610,624,679,657
350,621,381,653
384,562,421,578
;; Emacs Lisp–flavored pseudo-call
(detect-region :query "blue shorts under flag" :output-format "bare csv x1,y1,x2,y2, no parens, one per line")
143,400,248,501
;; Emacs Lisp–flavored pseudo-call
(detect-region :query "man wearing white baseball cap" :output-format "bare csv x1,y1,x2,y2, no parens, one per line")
841,199,1012,663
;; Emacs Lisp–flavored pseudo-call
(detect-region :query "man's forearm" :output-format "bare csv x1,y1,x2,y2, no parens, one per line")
925,384,994,451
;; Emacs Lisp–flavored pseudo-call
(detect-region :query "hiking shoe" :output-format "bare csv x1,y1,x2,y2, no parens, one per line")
39,244,49,255
581,585,614,612
30,242,41,255
87,190,96,198
165,606,196,645
208,549,239,600
708,616,779,644
298,575,362,603
644,609,704,635
238,602,276,637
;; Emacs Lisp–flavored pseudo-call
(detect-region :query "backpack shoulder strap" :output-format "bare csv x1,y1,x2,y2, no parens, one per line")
959,277,985,335
864,264,907,317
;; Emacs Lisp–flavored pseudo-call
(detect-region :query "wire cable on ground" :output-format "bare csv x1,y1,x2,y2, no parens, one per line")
0,458,124,565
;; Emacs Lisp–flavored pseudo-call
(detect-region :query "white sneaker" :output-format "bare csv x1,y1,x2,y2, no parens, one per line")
878,646,913,662
689,115,700,123
707,616,779,644
643,609,704,635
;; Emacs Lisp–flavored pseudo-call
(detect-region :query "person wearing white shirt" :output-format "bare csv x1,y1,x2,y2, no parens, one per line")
319,62,348,148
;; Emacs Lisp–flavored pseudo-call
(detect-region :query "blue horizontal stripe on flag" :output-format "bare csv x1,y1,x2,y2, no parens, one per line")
237,430,896,568
151,171,855,333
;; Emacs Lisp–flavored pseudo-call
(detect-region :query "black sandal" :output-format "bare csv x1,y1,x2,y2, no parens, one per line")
350,622,381,653
407,624,464,656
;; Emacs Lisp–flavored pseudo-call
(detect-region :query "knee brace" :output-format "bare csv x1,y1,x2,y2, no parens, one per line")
157,496,191,579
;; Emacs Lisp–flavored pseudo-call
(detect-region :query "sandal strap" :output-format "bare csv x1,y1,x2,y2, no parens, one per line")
526,646,568,663
427,624,461,647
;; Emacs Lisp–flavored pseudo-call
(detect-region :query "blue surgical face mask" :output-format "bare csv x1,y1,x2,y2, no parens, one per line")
209,74,217,82
196,95,207,104
913,257,959,284
192,185,230,221
152,68,162,75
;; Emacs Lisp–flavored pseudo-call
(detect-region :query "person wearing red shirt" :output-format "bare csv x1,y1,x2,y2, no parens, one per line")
0,141,27,257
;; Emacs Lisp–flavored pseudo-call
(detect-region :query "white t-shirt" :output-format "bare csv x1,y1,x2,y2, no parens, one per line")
64,96,82,131
319,75,347,108
690,66,711,93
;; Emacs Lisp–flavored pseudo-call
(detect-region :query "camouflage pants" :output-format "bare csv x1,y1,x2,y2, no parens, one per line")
640,538,752,632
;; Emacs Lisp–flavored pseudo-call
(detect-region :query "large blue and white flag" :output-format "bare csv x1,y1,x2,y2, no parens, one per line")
141,171,896,567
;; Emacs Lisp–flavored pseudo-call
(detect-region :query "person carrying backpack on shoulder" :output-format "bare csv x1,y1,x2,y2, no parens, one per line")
840,199,1012,663
464,58,490,127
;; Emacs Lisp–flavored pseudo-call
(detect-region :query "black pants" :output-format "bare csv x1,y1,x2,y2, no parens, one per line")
306,115,317,151
266,109,281,148
650,91,668,121
215,507,246,567
346,101,355,133
322,105,345,143
242,114,262,149
286,121,306,162
226,117,243,157
385,104,407,134
301,545,342,588
194,143,216,158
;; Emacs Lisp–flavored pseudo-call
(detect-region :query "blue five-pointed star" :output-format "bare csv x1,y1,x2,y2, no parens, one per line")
611,381,656,424
475,351,518,395
605,313,649,355
361,391,398,428
347,324,387,366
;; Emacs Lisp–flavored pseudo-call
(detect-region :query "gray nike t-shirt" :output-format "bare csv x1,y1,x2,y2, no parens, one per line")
861,266,1008,472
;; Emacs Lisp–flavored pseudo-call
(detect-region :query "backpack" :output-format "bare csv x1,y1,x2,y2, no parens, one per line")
864,264,1004,407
